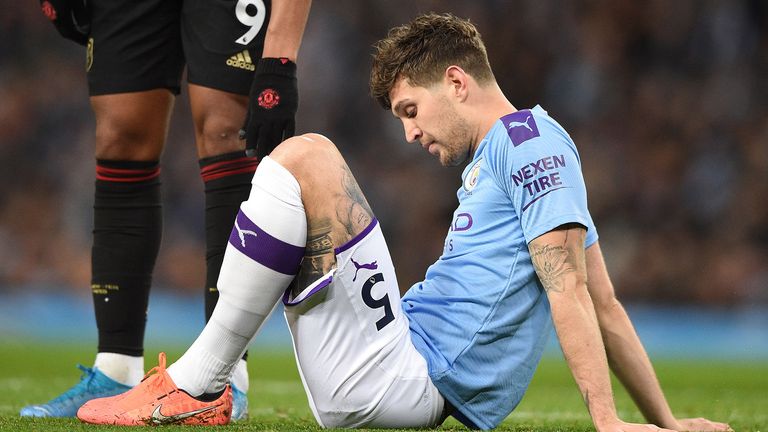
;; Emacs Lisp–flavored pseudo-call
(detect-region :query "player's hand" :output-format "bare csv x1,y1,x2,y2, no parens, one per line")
597,420,676,432
39,0,90,46
239,57,298,159
674,417,733,432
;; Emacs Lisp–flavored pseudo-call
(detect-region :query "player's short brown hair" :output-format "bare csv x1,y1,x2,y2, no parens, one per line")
370,13,495,110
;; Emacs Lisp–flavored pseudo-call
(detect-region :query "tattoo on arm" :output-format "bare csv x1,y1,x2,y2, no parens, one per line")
530,243,574,293
530,228,584,293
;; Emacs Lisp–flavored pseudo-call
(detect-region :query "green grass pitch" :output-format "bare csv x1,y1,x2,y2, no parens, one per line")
0,342,765,431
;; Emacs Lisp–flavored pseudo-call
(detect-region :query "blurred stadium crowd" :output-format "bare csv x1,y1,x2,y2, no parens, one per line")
1,1,766,305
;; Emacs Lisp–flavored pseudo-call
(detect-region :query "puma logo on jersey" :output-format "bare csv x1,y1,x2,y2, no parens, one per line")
226,50,255,71
507,115,533,132
503,111,540,146
234,219,258,247
351,258,378,282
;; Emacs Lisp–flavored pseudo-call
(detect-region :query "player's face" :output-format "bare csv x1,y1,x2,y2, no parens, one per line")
389,78,473,167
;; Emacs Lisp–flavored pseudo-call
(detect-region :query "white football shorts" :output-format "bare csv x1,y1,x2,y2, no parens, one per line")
282,219,446,428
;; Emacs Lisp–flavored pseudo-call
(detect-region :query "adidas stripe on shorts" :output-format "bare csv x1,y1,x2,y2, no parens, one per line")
283,219,447,429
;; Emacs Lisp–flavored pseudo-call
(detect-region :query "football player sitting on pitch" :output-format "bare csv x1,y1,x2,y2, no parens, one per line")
77,13,731,431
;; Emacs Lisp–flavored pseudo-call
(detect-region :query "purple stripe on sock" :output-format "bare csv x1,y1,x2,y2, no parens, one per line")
334,218,378,255
228,211,305,275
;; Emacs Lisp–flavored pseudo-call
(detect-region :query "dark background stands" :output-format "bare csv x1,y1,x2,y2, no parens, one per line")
1,0,766,306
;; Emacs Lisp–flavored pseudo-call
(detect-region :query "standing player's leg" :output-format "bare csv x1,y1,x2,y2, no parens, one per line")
188,84,255,419
19,0,184,418
89,89,172,380
189,85,251,321
19,90,176,418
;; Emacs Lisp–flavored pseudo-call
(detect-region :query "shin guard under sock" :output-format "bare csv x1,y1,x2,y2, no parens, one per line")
92,160,161,356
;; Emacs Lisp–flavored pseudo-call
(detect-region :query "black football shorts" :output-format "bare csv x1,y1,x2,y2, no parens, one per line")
87,0,269,96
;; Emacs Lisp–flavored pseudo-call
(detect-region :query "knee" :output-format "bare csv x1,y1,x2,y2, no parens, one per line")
92,93,172,160
269,133,341,175
195,113,245,158
94,114,166,161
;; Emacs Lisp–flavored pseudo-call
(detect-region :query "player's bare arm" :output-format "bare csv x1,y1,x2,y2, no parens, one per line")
586,242,678,426
585,243,732,432
531,224,606,418
530,234,583,294
263,0,312,61
530,224,674,432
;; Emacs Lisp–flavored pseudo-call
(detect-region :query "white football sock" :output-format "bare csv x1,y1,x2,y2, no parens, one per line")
168,157,306,396
94,352,144,386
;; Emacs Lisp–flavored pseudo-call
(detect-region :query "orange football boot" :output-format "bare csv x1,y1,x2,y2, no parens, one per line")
77,352,232,426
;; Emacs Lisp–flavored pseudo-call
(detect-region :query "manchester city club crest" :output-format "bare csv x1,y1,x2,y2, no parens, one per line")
464,158,482,192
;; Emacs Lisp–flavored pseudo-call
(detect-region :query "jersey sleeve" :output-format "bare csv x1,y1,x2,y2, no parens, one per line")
495,110,595,245
584,212,599,247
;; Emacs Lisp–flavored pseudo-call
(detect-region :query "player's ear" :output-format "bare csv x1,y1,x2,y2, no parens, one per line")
444,65,469,102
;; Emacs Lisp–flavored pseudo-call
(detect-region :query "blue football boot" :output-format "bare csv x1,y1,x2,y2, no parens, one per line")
20,365,131,417
230,383,249,421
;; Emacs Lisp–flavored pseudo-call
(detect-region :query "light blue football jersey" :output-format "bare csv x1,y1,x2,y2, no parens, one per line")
402,105,598,430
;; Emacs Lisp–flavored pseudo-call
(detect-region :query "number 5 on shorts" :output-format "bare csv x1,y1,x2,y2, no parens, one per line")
361,273,394,331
